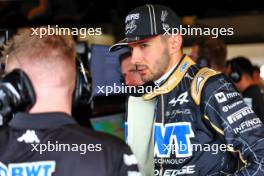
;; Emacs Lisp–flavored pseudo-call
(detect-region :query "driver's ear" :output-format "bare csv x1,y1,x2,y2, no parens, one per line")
168,35,182,55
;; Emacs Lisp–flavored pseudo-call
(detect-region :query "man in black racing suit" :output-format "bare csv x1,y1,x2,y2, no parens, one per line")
110,4,264,176
147,55,264,175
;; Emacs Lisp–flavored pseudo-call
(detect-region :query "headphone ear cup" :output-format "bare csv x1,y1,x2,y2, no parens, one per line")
230,72,241,83
72,69,83,108
229,63,241,83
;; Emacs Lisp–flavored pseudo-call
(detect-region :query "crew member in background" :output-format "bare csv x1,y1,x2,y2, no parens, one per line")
226,56,264,123
190,37,227,72
0,27,140,176
252,65,264,92
253,65,261,85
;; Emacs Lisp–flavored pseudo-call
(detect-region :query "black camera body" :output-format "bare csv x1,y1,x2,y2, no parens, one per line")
0,69,36,125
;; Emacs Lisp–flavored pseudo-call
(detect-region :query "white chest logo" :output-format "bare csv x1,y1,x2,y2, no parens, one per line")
214,92,227,103
169,92,189,106
17,130,40,143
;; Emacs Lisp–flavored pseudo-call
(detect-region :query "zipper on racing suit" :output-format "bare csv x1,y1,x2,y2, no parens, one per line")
159,94,165,176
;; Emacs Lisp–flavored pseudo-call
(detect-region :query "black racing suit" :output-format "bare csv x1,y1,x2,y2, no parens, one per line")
142,55,264,176
0,112,139,176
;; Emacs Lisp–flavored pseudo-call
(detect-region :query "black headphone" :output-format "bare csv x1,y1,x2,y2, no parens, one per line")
72,56,92,108
228,61,242,83
0,56,92,110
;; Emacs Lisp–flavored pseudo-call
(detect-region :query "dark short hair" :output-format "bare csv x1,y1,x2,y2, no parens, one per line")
196,38,227,68
119,51,131,65
227,56,254,77
253,65,260,73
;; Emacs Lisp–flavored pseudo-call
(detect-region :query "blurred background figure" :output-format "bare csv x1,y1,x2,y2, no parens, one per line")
190,37,227,72
119,51,144,86
225,56,264,122
252,65,264,92
252,65,261,85
189,38,205,62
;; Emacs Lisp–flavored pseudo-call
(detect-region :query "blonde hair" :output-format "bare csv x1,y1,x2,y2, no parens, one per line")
2,27,76,88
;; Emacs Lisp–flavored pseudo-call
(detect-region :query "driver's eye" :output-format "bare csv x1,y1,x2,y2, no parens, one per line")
139,43,148,49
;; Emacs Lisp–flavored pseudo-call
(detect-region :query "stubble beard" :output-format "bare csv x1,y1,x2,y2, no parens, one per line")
141,48,170,82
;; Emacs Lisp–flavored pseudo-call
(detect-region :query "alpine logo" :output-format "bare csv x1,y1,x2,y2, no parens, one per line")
169,92,189,106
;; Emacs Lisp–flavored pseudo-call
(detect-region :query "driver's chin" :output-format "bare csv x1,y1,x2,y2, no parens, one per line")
141,72,153,82
141,71,159,82
141,74,152,82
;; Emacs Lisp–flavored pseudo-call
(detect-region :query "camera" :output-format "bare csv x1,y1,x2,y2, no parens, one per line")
0,69,36,126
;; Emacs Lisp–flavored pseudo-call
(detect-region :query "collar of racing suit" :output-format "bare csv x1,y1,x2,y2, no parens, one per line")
9,112,77,129
142,55,195,100
154,62,178,86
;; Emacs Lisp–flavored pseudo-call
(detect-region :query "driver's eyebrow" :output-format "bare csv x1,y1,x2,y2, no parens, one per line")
129,40,150,47
128,35,158,47
128,41,149,51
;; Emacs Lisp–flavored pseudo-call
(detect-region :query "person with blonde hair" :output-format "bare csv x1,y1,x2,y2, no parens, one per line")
0,27,140,176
